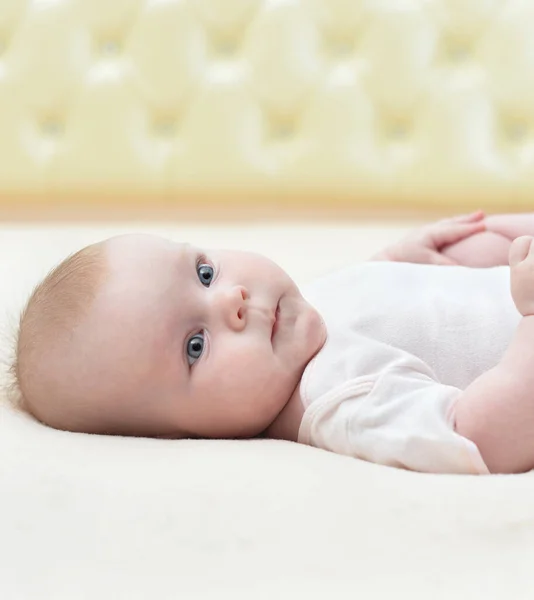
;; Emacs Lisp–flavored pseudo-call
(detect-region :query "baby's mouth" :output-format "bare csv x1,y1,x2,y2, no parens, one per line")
271,301,280,341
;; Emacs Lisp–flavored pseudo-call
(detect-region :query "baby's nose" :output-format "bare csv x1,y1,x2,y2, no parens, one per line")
217,285,249,331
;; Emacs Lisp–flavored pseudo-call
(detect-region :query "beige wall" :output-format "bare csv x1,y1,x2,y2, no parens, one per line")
0,1,533,216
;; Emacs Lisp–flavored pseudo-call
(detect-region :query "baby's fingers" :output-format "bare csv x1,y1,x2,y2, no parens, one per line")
451,210,485,224
430,220,486,249
437,210,484,227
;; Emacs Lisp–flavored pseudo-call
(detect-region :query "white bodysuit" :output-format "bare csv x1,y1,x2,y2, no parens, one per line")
299,262,520,474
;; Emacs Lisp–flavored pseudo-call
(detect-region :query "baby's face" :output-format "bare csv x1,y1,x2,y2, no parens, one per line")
83,234,326,438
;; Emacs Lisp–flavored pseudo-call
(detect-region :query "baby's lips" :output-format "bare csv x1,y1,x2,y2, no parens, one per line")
271,301,280,340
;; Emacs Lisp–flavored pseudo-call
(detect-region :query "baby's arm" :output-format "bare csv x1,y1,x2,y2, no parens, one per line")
443,213,534,267
370,211,487,265
372,212,534,269
454,236,534,473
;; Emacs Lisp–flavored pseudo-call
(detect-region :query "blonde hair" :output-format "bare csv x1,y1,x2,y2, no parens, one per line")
7,243,107,424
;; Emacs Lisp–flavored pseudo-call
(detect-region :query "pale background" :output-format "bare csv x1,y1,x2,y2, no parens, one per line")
0,0,533,213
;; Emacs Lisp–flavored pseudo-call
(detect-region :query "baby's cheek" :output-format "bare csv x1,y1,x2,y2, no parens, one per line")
214,344,271,399
225,346,268,383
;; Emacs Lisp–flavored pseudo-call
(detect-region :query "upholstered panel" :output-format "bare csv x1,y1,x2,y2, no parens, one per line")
0,0,533,211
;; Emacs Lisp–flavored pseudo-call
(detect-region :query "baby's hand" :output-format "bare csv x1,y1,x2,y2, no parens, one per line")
510,236,534,316
370,211,485,265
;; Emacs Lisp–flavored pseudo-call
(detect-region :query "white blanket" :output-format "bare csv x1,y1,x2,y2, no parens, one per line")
2,222,534,599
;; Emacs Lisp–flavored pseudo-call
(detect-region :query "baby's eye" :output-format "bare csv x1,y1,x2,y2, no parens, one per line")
186,333,204,366
197,262,214,287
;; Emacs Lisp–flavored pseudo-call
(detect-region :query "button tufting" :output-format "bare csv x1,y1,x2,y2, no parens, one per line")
98,38,122,57
40,117,64,138
211,36,240,58
268,119,296,141
326,37,356,59
0,0,532,208
152,116,178,138
504,119,529,144
386,120,411,142
445,40,471,64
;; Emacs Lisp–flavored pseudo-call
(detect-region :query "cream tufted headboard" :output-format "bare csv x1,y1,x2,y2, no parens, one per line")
1,0,533,215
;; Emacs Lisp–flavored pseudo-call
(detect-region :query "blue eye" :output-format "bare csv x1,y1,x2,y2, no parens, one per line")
186,333,204,366
197,263,214,287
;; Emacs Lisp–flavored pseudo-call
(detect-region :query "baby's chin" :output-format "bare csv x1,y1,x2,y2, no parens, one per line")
303,303,327,361
193,417,273,440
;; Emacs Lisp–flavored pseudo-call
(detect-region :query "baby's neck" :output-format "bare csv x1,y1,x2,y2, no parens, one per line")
264,380,304,442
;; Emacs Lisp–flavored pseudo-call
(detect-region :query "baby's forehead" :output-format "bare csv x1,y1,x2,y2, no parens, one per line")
99,236,196,311
105,233,188,257
104,235,194,277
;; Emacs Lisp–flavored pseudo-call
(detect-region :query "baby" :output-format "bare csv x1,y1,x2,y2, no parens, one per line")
10,211,534,475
